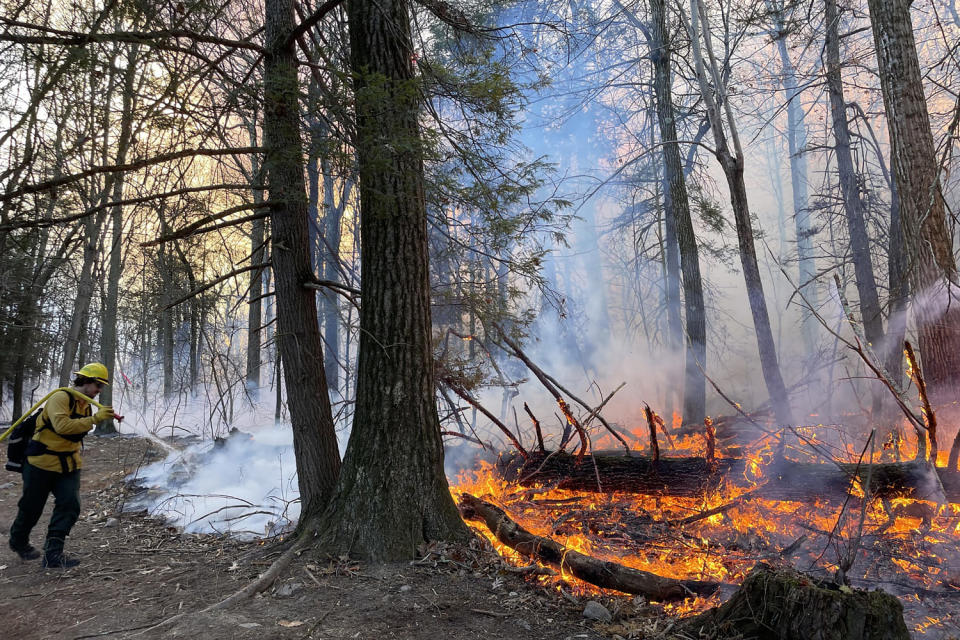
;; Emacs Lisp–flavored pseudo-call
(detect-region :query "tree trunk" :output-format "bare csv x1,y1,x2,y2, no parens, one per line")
824,0,885,375
320,153,344,400
263,0,341,517
313,0,471,560
684,0,793,426
647,0,706,426
769,5,819,350
726,161,794,426
59,213,105,386
661,176,683,355
158,238,175,398
885,166,907,387
866,0,960,401
98,43,139,434
245,123,266,397
683,563,910,640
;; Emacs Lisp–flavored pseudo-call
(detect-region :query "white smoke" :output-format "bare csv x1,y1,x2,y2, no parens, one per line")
129,425,301,538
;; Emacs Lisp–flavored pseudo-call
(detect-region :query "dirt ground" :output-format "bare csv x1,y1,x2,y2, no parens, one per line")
0,436,636,640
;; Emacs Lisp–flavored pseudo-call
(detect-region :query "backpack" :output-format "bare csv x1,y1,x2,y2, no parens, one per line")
5,390,76,473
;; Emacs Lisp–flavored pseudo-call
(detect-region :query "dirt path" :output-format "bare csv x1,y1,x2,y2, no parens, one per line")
0,436,612,640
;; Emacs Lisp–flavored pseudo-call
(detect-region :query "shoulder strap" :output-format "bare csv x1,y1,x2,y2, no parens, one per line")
63,389,76,412
38,389,80,433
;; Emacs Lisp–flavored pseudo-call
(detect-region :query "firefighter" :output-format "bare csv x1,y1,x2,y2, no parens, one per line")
8,363,115,568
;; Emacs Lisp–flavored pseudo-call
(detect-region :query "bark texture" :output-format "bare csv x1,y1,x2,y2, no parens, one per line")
866,0,960,400
263,0,341,517
682,563,910,640
313,0,470,561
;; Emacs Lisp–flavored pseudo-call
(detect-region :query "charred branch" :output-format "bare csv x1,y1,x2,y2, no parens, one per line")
441,377,528,458
458,493,720,600
493,328,630,455
905,341,938,462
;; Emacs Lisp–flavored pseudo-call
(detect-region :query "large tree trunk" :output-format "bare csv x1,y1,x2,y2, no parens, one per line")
263,0,341,517
313,0,470,560
866,0,960,401
824,0,885,369
647,0,706,426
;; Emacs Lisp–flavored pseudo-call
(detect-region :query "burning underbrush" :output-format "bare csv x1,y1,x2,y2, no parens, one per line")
449,417,960,637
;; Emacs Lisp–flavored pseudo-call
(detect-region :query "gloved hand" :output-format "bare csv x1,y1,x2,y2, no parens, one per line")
93,406,115,423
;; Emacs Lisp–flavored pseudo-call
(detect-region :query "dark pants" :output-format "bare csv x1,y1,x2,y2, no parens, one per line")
9,462,81,553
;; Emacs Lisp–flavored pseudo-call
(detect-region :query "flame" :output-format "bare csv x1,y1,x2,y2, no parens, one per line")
451,413,960,628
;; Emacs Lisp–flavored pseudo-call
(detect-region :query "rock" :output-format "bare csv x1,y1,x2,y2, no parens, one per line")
582,601,612,623
238,623,261,628
682,563,910,640
399,584,412,592
274,581,303,598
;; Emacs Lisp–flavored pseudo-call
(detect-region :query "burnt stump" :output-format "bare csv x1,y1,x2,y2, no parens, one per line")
681,563,910,640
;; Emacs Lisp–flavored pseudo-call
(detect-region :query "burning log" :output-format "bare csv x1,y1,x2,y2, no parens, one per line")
681,563,910,640
499,451,959,503
458,493,719,600
761,458,948,503
499,450,744,496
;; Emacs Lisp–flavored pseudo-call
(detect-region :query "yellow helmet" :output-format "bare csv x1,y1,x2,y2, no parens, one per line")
73,362,110,385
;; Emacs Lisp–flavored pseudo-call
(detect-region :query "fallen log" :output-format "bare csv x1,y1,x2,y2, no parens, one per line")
458,493,720,601
681,563,910,640
498,450,745,496
498,451,960,503
761,458,947,503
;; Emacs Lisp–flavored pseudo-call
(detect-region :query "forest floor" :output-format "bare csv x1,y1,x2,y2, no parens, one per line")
0,436,645,640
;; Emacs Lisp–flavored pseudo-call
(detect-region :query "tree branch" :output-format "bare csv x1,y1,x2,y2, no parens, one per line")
163,262,271,309
1,147,264,203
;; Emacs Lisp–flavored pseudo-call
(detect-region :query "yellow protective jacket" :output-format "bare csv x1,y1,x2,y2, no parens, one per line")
26,389,94,473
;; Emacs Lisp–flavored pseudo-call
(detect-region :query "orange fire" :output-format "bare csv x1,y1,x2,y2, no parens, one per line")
450,414,960,629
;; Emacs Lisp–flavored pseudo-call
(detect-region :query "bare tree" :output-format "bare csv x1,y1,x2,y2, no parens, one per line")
681,0,794,425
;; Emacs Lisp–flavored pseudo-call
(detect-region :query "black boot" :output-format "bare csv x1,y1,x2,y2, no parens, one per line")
8,539,41,560
42,537,79,568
